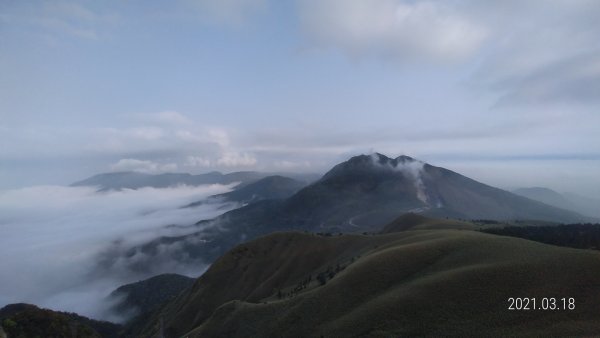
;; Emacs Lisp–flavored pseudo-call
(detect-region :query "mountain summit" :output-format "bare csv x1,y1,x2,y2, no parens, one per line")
100,153,588,277
286,153,583,227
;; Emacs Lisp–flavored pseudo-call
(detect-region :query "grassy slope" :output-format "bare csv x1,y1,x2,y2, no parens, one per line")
148,232,395,337
147,226,600,337
0,303,121,338
380,213,478,233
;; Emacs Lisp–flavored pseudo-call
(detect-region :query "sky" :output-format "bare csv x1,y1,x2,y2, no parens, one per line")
1,0,600,197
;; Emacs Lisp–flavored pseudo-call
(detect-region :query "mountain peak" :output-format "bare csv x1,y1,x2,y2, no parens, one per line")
347,153,418,165
322,153,423,181
396,155,416,163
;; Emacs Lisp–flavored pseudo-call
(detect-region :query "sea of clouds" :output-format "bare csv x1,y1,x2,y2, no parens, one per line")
0,183,238,321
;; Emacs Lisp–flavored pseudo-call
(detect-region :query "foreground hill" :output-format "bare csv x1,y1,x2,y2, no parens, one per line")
0,303,120,338
139,226,600,337
109,273,194,317
107,274,194,338
380,212,478,233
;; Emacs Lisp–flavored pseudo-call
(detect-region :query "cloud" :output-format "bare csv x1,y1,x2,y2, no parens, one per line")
0,184,237,321
460,0,600,106
110,159,178,173
181,0,267,25
485,50,600,106
185,151,258,168
216,151,257,167
298,0,487,62
127,127,165,140
297,0,600,106
272,160,312,170
185,156,212,168
1,1,118,41
148,111,192,125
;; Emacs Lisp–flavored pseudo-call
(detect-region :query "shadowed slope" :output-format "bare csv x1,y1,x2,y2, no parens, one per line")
380,212,477,233
143,230,600,337
184,175,307,208
109,273,194,317
0,304,120,338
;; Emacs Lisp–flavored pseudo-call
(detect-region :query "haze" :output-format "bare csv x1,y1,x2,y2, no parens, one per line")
0,183,236,320
0,0,599,197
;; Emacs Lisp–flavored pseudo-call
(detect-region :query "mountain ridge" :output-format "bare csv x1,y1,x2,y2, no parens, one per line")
513,187,600,218
140,226,600,337
96,153,588,283
184,175,307,208
71,171,320,192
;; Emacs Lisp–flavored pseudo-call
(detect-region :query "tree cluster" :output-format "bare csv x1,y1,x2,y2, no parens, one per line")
483,223,600,250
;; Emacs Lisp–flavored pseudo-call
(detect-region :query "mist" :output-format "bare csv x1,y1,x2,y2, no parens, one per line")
0,183,238,321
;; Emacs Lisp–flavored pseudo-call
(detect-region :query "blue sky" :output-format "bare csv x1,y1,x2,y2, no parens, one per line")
1,0,600,196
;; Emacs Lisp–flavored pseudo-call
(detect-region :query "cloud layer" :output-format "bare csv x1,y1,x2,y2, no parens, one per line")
0,183,237,321
299,0,486,62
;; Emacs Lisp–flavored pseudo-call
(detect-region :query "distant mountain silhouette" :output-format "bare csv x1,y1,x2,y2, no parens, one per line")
70,171,268,191
514,187,600,218
184,175,307,208
108,274,194,317
106,273,194,337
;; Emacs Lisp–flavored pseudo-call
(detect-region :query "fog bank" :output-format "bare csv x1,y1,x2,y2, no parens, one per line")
0,183,237,321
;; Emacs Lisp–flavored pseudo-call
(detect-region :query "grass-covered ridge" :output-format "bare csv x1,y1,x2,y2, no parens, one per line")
139,221,600,337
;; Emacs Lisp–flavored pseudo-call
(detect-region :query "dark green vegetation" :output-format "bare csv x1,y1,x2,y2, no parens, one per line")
108,154,586,276
0,304,120,338
109,273,194,317
136,222,600,337
184,175,307,208
483,223,600,251
107,274,194,338
380,212,478,233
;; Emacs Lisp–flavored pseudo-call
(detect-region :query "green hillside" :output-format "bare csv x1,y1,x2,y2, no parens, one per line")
0,304,120,338
380,212,478,232
141,225,600,337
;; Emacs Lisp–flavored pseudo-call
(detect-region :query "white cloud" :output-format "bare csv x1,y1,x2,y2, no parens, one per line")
128,127,164,140
181,0,267,25
273,160,311,170
216,151,257,167
299,0,487,62
150,111,192,125
185,152,257,168
457,0,600,105
175,127,230,147
110,159,178,173
185,155,212,168
0,184,237,320
297,0,600,105
2,1,118,41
